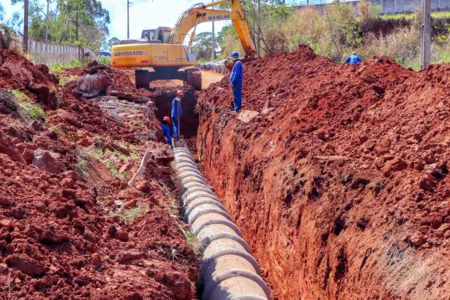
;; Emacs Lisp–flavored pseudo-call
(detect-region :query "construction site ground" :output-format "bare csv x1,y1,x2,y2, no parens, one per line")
1,45,450,300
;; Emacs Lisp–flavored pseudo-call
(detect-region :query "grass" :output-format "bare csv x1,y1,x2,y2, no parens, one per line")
98,56,112,65
11,90,47,122
181,228,204,257
59,74,78,87
50,59,85,75
121,203,149,222
379,11,450,20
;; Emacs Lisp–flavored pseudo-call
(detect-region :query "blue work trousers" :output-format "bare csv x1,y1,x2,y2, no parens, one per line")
172,118,180,139
232,83,242,112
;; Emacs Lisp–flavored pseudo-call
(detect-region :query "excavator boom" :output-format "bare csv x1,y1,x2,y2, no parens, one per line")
170,0,256,58
111,0,255,90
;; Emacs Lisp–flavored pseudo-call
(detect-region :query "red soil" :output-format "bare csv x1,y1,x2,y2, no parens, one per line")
196,45,450,299
0,50,198,299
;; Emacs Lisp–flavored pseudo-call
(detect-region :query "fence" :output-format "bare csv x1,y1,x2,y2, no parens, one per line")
296,0,450,14
5,33,96,68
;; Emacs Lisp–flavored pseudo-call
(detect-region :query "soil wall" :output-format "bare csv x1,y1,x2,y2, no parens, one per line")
196,46,450,299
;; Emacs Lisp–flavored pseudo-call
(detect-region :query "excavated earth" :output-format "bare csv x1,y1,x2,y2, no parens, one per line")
0,49,199,299
197,45,450,299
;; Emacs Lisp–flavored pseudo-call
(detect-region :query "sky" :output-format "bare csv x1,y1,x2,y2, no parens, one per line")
2,0,229,41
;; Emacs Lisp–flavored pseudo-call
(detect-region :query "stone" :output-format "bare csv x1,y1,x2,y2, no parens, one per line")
419,175,437,192
115,230,129,242
91,253,102,270
32,149,62,174
410,232,426,247
60,178,74,189
0,263,7,273
6,254,45,277
22,148,35,164
117,250,143,263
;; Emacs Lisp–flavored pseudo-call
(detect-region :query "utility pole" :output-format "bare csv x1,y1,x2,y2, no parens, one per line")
420,0,431,70
76,11,79,41
211,0,215,61
24,0,29,53
127,0,130,39
45,0,49,64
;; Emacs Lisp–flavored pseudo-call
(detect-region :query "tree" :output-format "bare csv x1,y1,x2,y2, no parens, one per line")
9,0,111,52
101,36,119,51
192,32,221,61
0,3,4,21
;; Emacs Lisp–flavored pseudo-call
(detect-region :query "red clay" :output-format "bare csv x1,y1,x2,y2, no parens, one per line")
197,45,450,299
0,50,198,299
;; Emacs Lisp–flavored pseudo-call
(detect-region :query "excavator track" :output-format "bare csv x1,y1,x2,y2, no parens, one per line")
186,68,202,90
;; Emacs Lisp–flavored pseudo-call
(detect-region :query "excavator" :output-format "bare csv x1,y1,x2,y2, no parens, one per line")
111,0,256,90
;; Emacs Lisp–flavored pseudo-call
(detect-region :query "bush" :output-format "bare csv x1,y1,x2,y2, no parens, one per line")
98,56,111,65
11,90,47,122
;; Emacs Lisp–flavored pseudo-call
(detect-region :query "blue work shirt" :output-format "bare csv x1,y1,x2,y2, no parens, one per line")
171,98,183,119
230,60,244,85
345,54,362,65
161,123,172,145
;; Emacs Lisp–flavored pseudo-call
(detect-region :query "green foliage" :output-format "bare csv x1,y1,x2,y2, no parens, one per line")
181,229,204,257
192,32,221,61
9,0,110,52
11,90,47,122
121,203,149,223
98,55,111,65
101,36,119,52
51,59,84,74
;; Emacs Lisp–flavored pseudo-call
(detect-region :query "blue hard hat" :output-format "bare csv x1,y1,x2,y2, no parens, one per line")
231,51,239,58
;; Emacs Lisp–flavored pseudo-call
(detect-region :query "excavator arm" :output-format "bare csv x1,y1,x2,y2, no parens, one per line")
169,0,256,59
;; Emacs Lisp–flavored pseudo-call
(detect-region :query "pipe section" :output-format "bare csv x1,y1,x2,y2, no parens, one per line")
173,147,270,300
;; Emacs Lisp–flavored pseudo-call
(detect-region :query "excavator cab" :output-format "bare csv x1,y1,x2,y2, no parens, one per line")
141,27,172,43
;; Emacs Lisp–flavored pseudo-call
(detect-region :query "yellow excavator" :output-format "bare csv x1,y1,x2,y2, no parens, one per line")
111,0,256,90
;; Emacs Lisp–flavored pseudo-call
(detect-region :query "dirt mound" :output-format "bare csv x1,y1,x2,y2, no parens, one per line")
0,50,198,299
197,45,450,299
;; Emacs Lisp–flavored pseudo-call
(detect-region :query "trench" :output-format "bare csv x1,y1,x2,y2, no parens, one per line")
154,84,271,299
153,86,199,139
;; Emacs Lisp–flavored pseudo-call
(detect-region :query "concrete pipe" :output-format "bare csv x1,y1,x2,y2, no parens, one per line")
173,146,270,300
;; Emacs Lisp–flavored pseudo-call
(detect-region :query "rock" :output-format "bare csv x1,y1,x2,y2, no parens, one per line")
437,224,450,234
0,263,7,273
136,181,151,194
76,73,109,98
91,253,102,270
410,232,426,247
77,138,91,147
28,83,58,110
6,254,45,277
62,170,79,181
39,227,70,244
156,271,192,300
30,120,44,132
0,132,25,163
32,149,62,174
115,230,129,242
386,158,408,173
419,175,437,192
22,148,35,164
60,177,74,189
117,250,143,263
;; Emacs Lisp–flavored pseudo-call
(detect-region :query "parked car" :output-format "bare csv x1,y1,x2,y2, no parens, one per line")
98,51,111,57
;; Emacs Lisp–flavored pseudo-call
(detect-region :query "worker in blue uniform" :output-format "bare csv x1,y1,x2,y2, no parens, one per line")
345,51,362,65
161,116,172,146
229,51,244,112
171,90,184,139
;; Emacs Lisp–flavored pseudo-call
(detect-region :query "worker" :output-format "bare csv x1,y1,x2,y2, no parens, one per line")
161,116,172,146
171,90,184,139
345,51,362,65
229,51,244,112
